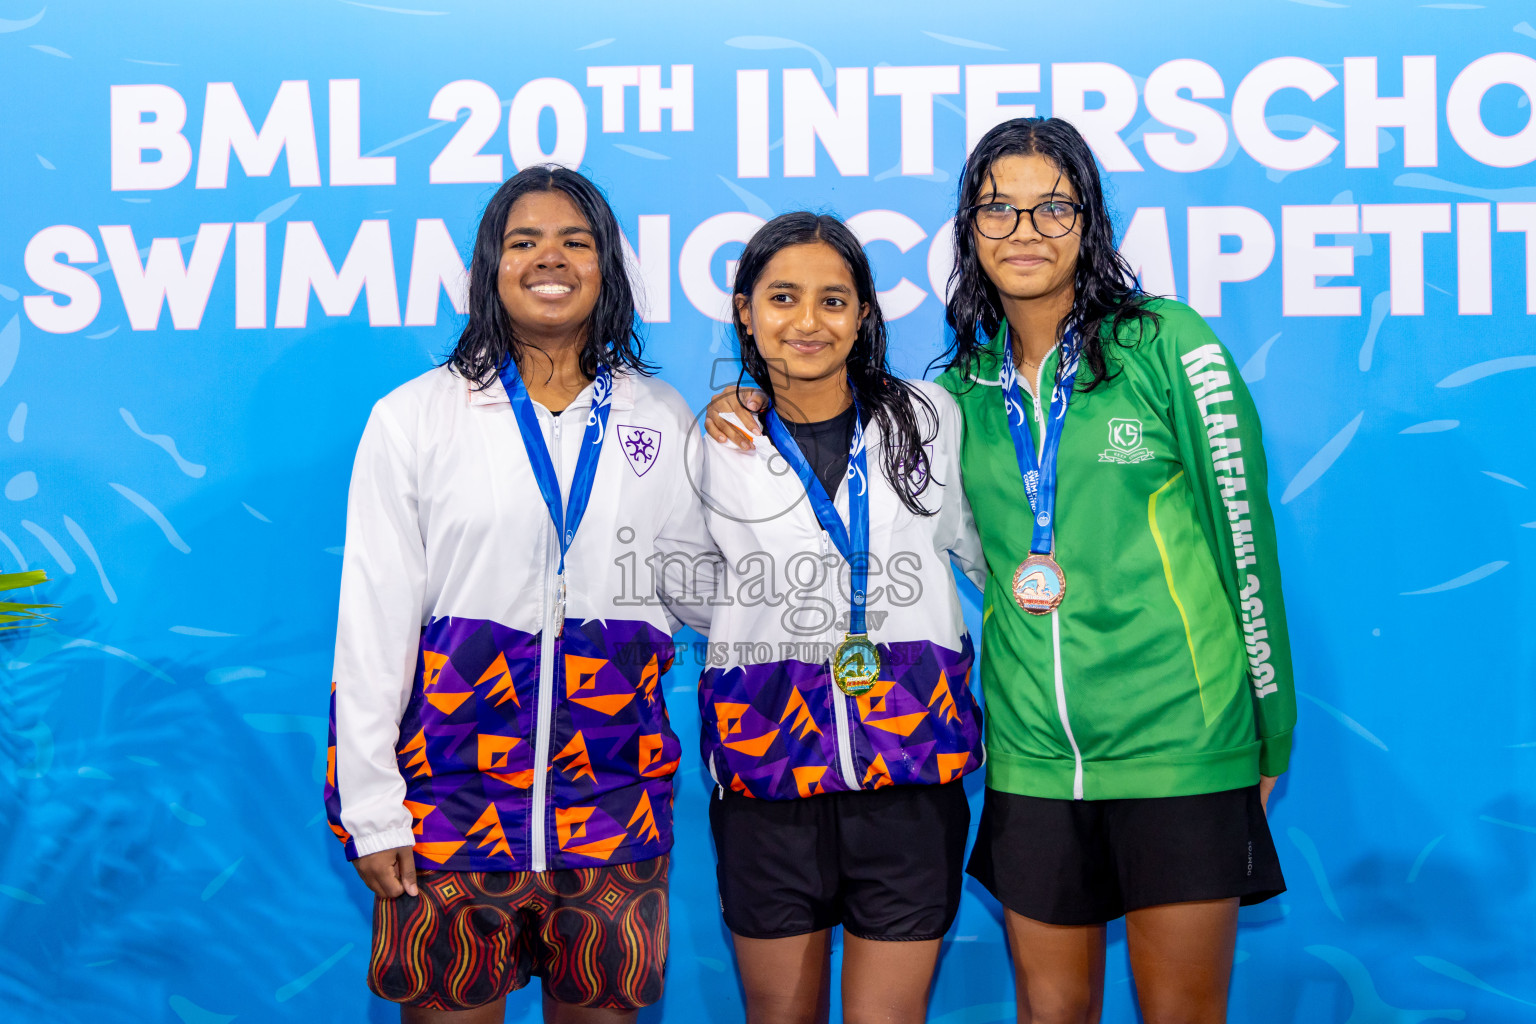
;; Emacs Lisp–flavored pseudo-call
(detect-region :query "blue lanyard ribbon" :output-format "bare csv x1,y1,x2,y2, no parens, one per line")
764,396,871,636
998,323,1081,556
497,360,614,575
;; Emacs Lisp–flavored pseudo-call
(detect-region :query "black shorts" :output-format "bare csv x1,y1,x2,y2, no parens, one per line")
709,781,971,941
368,857,668,1012
967,785,1285,927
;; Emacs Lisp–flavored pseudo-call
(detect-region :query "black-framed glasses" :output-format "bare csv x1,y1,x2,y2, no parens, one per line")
966,200,1085,239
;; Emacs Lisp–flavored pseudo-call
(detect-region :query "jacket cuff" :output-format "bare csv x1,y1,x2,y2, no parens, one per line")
1258,731,1293,777
350,827,416,860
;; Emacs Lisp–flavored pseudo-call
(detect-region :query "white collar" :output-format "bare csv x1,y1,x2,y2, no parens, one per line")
465,369,637,412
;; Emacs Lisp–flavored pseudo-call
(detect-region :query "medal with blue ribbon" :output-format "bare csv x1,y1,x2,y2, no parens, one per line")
764,394,880,696
998,322,1080,615
497,359,615,638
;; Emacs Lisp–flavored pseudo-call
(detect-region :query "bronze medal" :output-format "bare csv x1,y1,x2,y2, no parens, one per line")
1012,553,1066,615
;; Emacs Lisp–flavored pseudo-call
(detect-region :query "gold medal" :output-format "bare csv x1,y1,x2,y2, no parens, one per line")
831,634,881,696
1012,553,1066,615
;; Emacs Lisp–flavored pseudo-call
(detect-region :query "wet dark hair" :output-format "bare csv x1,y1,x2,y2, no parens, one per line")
732,212,936,517
941,117,1158,390
446,165,651,386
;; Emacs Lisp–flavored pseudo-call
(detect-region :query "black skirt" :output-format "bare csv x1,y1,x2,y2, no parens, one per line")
966,784,1285,927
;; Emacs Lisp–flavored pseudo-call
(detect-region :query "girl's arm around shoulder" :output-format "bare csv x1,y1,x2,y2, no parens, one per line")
910,380,987,591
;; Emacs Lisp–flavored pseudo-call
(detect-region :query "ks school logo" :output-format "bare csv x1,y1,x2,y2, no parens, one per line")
1098,418,1154,464
617,425,662,477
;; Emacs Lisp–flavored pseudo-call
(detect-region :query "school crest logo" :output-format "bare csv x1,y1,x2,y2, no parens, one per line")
1098,418,1153,464
617,425,661,477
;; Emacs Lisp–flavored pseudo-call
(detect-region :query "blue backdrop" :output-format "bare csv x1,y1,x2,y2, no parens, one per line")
2,1,1534,1021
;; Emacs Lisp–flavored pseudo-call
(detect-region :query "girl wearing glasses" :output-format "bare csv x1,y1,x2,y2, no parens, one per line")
706,117,1294,1024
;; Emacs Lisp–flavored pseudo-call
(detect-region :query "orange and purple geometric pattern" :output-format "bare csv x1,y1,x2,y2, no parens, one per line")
326,614,681,872
699,637,981,801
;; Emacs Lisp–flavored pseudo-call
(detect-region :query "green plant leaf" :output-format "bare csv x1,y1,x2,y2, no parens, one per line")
0,571,53,630
0,570,48,593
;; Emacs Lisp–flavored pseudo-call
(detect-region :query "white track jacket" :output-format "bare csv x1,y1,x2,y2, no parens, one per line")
324,365,712,873
697,380,988,800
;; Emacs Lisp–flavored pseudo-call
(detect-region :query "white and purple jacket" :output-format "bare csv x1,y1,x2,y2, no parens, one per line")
698,380,987,800
324,364,712,872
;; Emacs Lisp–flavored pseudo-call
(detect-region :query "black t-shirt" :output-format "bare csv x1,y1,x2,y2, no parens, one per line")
782,404,857,499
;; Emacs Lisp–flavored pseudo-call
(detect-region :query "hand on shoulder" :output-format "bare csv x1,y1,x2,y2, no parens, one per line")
704,387,765,450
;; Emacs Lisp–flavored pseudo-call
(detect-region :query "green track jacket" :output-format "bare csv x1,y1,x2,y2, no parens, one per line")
939,299,1296,801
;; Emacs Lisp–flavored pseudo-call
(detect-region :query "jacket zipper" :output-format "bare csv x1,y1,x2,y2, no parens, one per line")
530,409,563,871
825,530,862,791
1033,354,1085,800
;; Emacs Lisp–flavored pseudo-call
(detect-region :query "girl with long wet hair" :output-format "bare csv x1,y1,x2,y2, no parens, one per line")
697,211,985,1024
327,166,712,1024
938,117,1295,1024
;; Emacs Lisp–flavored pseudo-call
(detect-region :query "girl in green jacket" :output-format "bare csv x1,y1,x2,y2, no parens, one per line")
934,116,1294,1024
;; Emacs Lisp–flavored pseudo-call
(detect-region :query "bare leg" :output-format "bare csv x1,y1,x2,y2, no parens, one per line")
541,990,638,1024
402,998,506,1024
1125,898,1239,1024
1002,909,1106,1024
732,929,832,1024
840,934,941,1024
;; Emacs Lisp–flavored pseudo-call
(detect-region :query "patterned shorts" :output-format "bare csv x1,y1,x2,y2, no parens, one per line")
367,856,669,1011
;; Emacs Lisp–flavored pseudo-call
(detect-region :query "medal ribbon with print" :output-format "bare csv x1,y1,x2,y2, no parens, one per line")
998,322,1080,615
498,359,614,636
763,393,881,696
